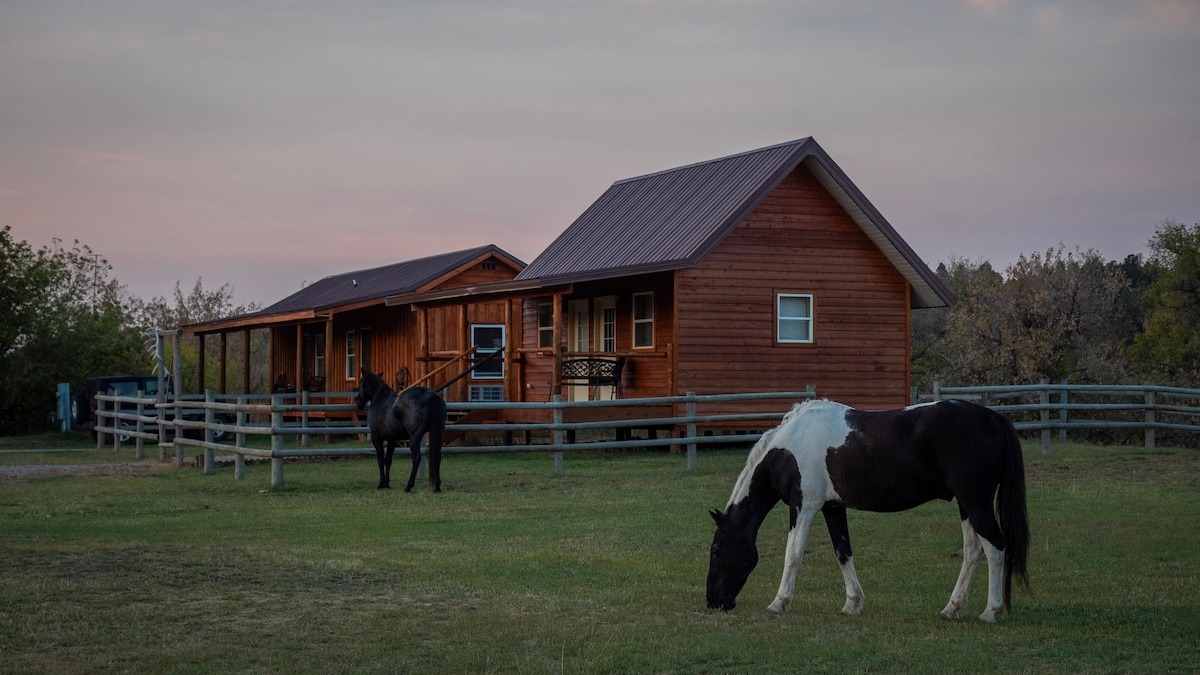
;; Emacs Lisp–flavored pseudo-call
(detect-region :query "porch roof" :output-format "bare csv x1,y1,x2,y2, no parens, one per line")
184,244,525,333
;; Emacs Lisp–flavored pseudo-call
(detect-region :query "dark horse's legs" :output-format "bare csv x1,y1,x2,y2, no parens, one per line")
403,431,424,493
374,438,395,489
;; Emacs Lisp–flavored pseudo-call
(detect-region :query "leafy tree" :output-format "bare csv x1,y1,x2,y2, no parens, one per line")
914,247,1130,389
0,226,146,434
135,280,264,394
1131,220,1200,383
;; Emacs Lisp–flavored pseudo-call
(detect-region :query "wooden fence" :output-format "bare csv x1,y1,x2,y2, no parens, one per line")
93,388,817,486
917,381,1200,453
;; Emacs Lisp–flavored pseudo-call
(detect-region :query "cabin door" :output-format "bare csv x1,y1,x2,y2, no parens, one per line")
593,296,618,399
567,300,590,402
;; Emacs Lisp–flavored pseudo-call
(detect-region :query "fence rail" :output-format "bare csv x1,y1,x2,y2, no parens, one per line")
920,381,1200,453
93,387,817,486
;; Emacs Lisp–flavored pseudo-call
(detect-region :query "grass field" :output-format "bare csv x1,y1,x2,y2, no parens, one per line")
1,434,1198,673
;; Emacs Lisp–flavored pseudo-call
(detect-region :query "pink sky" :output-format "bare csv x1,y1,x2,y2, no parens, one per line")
2,1,1197,307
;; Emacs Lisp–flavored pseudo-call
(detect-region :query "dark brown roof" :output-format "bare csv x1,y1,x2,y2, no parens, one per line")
516,137,952,308
185,245,524,332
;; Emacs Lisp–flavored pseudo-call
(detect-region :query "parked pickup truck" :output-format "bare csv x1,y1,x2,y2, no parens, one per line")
71,375,232,443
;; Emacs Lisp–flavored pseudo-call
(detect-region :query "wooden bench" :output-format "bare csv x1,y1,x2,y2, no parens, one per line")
560,357,626,399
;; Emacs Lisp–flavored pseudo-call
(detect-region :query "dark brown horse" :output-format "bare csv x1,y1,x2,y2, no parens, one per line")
355,367,447,492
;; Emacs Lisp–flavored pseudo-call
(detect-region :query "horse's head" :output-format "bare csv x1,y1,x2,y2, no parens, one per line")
356,367,380,410
706,509,759,611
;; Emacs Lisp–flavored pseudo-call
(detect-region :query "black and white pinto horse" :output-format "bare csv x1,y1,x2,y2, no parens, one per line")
355,367,448,492
707,398,1029,623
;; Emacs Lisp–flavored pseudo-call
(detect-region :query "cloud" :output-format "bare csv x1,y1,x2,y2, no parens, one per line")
1140,0,1200,33
965,0,1010,16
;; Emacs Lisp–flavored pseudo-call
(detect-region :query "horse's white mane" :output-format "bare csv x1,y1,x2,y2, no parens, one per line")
725,399,839,509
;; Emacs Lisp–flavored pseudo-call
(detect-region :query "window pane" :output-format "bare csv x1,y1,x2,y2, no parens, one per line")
634,293,653,320
779,295,810,320
634,322,654,348
779,318,810,342
538,302,554,349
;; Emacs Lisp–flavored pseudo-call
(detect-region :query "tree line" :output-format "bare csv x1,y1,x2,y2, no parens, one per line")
3,220,1198,435
0,226,265,435
913,219,1200,393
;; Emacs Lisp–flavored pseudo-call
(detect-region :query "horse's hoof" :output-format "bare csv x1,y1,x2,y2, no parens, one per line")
377,484,390,490
403,485,413,493
976,610,999,624
766,599,788,615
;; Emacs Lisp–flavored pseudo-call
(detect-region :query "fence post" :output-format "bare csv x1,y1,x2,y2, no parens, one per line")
135,390,145,460
203,390,215,475
301,390,310,447
552,395,564,476
235,396,246,481
686,392,697,471
1059,379,1068,444
932,381,942,401
271,397,285,486
112,397,121,453
173,333,184,466
980,391,990,408
1145,383,1156,450
1040,378,1051,455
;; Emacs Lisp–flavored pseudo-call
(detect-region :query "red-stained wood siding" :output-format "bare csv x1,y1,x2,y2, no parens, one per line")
675,164,910,410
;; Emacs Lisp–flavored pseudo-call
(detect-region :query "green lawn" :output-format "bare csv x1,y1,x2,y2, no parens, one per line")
1,439,1198,673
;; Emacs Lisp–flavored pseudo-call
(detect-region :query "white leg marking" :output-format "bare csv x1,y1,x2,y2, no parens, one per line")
838,556,865,616
977,538,1006,623
767,507,818,614
941,518,984,620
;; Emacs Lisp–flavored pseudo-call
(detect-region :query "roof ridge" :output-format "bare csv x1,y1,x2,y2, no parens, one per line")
316,244,495,283
611,137,812,186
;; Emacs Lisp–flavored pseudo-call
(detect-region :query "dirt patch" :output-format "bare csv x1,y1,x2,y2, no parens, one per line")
0,462,175,482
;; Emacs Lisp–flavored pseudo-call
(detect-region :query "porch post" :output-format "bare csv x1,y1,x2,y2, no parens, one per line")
242,329,251,395
219,332,228,395
197,333,206,395
552,292,565,397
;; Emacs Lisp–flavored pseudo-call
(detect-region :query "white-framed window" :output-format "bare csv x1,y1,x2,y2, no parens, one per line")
632,292,654,349
777,293,814,343
345,331,357,380
537,302,554,349
471,324,505,379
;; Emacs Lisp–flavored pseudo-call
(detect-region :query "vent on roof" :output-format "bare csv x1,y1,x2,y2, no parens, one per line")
480,262,496,271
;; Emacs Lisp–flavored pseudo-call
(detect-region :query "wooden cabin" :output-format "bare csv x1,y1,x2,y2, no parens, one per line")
186,137,951,430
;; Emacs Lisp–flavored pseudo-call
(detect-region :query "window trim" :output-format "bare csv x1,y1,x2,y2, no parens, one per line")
537,302,555,349
345,330,357,380
471,323,505,380
776,293,815,344
632,291,654,349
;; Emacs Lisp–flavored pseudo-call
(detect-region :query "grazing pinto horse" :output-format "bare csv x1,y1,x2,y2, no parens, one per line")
707,399,1029,623
355,368,448,492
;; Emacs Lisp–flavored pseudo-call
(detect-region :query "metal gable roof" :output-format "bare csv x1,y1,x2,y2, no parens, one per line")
258,244,520,315
516,137,951,308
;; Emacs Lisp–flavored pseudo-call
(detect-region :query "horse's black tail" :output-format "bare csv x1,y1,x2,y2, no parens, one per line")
997,417,1030,610
427,397,447,489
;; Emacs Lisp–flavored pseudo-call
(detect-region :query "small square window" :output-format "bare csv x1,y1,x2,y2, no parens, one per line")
777,294,813,343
